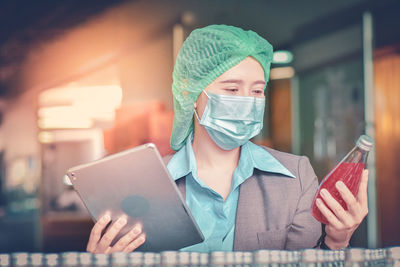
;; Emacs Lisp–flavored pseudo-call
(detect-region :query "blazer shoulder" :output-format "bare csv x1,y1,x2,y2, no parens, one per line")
259,146,304,175
258,146,317,190
262,146,303,163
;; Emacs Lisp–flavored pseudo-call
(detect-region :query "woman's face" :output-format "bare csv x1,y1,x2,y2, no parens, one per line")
194,56,265,118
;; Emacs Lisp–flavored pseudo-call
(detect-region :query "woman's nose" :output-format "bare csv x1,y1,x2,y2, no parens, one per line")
238,88,251,96
241,88,257,97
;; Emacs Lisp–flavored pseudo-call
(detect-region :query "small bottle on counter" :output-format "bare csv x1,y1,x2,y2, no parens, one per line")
320,250,345,267
242,252,252,267
44,254,59,267
177,252,190,267
161,251,178,267
210,251,225,267
285,250,301,267
144,252,160,266
188,252,200,267
301,249,323,267
0,254,10,267
386,247,400,267
78,252,92,267
29,253,44,267
61,252,79,267
232,252,244,266
364,248,386,266
111,252,128,267
11,253,29,267
224,251,235,267
128,252,143,266
93,253,109,267
253,250,271,267
199,253,209,266
345,248,366,267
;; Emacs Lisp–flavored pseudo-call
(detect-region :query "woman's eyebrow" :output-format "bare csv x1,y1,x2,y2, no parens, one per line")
252,80,266,86
219,79,243,84
218,79,265,85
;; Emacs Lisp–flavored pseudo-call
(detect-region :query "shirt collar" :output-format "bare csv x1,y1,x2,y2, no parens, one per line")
242,141,295,178
166,133,295,181
166,133,194,181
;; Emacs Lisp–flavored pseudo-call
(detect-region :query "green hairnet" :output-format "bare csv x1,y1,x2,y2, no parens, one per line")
170,24,273,151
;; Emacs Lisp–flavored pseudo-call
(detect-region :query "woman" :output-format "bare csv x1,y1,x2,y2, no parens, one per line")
86,25,369,254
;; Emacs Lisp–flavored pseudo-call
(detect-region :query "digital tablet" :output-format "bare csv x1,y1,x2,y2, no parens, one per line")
66,143,204,252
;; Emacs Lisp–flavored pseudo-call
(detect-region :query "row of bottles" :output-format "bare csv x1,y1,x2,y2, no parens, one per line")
0,247,399,267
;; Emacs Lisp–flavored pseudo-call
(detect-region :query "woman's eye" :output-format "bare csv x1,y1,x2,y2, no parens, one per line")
223,88,239,93
252,89,264,95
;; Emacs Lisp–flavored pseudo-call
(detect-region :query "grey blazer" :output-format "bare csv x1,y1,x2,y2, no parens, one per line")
163,146,322,251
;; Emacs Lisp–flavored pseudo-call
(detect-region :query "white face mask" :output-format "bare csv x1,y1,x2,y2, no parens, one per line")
194,91,265,150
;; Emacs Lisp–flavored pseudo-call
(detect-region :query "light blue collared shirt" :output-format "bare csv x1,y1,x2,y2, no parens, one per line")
167,134,295,252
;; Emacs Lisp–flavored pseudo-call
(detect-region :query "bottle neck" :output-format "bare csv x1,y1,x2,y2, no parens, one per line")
342,146,370,164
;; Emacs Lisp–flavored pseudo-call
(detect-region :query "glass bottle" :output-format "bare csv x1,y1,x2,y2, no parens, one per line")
78,252,93,267
61,252,79,267
312,135,373,224
363,248,385,266
210,252,225,267
29,253,44,267
345,248,366,267
224,252,235,267
189,252,200,267
111,252,128,267
232,252,244,266
11,253,29,267
0,254,10,267
128,252,143,266
386,247,400,267
199,253,209,267
161,251,178,267
93,253,109,267
242,252,252,267
177,252,190,267
44,254,59,267
145,252,161,266
301,249,322,267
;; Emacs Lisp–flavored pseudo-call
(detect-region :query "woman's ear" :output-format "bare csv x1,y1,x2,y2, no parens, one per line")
194,102,197,109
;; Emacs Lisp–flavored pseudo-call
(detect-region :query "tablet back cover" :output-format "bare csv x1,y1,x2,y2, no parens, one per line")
67,143,204,251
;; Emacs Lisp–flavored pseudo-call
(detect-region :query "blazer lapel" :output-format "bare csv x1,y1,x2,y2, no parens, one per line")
233,172,266,251
233,176,252,250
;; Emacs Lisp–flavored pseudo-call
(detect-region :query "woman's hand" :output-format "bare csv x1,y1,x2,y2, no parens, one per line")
315,170,369,250
86,214,146,254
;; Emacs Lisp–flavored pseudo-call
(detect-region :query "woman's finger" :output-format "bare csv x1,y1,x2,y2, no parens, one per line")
319,189,353,227
357,169,369,208
87,213,111,253
335,181,359,217
315,198,342,228
95,216,127,252
110,224,142,253
123,233,146,253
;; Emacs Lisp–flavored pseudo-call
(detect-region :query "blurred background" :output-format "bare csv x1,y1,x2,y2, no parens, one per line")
0,0,399,253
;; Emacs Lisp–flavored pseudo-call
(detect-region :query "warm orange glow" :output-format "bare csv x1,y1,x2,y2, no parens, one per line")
38,84,122,129
270,67,295,80
38,117,93,129
374,52,400,247
38,131,54,143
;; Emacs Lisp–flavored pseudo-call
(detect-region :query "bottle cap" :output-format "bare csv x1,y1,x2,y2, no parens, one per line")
356,135,374,151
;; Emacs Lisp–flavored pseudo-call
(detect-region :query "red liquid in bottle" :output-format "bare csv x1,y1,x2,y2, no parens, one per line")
312,162,365,224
